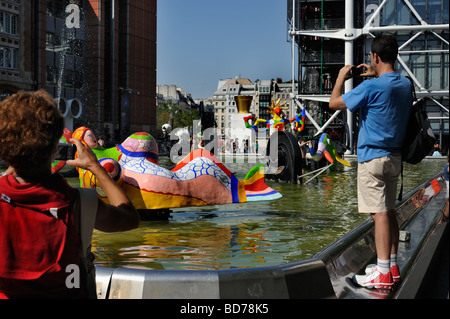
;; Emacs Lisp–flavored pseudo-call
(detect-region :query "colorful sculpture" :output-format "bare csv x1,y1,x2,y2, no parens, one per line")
309,133,350,167
55,127,281,210
243,98,306,133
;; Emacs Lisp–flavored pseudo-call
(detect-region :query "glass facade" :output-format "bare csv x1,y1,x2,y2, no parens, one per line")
364,0,449,92
289,0,449,146
364,0,449,26
364,0,449,137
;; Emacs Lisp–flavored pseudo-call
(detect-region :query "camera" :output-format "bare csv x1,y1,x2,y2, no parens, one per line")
350,66,364,77
55,143,76,161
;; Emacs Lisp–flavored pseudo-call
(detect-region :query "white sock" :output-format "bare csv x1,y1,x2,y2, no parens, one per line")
390,254,397,267
376,258,390,275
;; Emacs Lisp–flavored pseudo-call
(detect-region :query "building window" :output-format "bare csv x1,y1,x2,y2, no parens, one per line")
0,46,18,70
0,11,18,35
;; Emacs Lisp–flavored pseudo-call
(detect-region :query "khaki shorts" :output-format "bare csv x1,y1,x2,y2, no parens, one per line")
357,155,401,213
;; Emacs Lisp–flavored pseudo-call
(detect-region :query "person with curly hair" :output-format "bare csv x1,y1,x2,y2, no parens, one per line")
0,90,140,298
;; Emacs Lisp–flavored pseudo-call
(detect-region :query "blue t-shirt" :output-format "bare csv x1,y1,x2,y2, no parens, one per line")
342,72,412,163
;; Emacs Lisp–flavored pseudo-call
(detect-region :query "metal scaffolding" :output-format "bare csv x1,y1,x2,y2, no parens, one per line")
289,0,449,153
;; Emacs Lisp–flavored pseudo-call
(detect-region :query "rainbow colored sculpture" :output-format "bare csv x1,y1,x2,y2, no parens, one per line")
243,98,306,133
309,133,350,167
55,127,281,210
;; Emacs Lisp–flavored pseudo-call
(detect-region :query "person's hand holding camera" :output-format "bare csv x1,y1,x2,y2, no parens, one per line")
355,63,377,78
66,138,100,173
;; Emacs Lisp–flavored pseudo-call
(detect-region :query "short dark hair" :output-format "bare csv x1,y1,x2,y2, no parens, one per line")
371,35,398,65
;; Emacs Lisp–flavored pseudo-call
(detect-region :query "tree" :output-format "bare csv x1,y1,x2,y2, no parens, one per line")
157,99,176,128
156,100,199,135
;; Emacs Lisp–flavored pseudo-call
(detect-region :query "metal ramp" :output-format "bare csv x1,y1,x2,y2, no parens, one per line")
317,172,448,299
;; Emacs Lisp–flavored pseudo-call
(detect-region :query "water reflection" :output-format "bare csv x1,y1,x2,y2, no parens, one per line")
67,158,446,270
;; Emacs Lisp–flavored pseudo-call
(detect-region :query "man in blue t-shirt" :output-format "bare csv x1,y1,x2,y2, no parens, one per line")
330,35,412,289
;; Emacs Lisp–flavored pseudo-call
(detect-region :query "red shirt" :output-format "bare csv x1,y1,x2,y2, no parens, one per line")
0,174,86,298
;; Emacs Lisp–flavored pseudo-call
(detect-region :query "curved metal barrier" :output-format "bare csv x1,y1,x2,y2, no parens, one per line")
95,172,448,299
315,172,448,299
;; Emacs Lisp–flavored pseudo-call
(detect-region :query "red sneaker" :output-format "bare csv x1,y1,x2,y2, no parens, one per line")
366,264,401,283
354,270,393,289
391,265,400,282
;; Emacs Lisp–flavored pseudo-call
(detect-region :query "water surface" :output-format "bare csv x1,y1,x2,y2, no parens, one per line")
66,158,446,270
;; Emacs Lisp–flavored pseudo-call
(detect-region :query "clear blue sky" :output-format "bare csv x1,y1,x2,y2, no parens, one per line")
157,0,294,99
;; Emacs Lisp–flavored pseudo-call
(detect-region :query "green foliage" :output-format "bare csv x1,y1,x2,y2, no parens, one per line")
156,100,199,134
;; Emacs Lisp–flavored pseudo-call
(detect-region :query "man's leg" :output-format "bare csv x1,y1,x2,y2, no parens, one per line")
385,155,401,282
354,157,395,288
388,209,400,281
353,211,393,289
388,209,399,255
372,212,392,277
371,212,391,261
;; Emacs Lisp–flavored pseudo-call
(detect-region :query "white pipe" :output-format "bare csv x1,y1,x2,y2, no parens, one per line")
367,24,449,33
416,91,449,97
293,23,449,39
399,50,449,54
398,31,424,50
314,110,342,137
364,0,388,30
396,57,427,90
344,0,354,154
403,0,427,25
430,31,449,45
292,0,296,97
299,166,329,178
294,99,322,132
304,164,334,184
429,98,449,113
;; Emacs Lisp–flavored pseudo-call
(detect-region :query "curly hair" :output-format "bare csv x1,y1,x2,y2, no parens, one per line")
0,90,64,170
